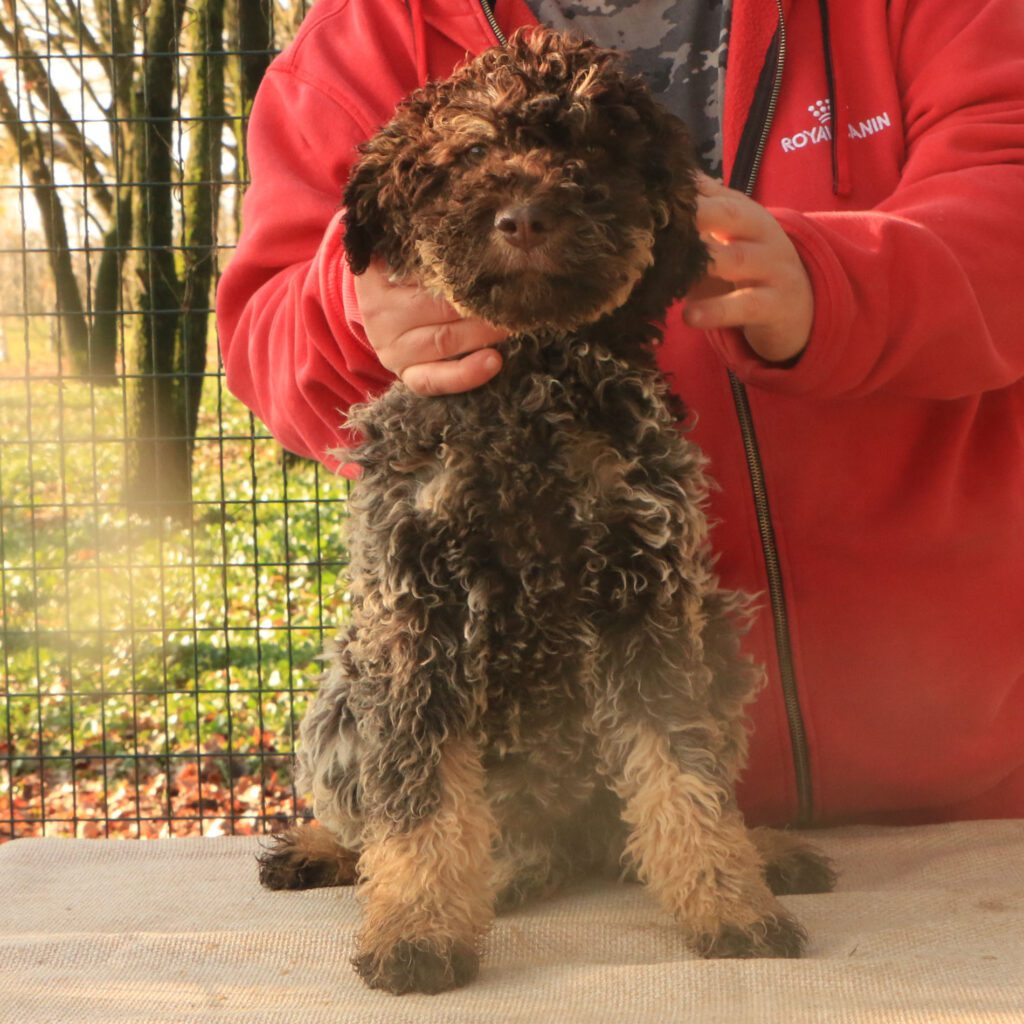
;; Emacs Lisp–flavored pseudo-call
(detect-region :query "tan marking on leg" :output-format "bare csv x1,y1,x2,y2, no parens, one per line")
257,823,359,890
614,723,784,940
356,737,498,965
291,821,355,859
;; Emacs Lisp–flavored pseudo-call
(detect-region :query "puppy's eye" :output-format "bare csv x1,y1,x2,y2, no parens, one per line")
464,143,488,161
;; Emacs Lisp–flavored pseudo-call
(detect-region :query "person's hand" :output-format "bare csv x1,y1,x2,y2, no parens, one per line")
684,175,814,364
353,260,507,396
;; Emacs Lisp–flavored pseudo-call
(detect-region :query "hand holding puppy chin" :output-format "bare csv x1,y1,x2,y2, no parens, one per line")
353,259,507,396
684,174,814,365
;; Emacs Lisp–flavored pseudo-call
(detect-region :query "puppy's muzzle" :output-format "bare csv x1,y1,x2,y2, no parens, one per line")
493,202,559,252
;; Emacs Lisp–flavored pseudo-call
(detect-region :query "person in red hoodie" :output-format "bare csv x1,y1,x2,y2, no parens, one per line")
216,0,1024,829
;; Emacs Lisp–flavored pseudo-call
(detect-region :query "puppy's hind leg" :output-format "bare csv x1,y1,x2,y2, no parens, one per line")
258,638,366,892
258,822,360,891
751,827,838,896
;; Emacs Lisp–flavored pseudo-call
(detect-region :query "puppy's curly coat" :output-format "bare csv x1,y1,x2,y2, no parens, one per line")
258,28,835,995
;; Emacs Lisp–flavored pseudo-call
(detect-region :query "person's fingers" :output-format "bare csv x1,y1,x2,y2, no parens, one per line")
703,237,777,285
684,285,777,331
353,259,508,374
354,270,461,333
689,179,813,361
401,348,504,397
374,282,460,324
388,318,508,372
695,171,727,195
685,272,735,304
685,285,811,363
696,191,774,242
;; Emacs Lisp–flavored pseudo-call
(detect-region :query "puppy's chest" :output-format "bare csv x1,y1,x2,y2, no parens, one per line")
416,374,661,545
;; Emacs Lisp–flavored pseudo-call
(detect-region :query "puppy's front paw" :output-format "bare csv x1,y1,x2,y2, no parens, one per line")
353,939,479,994
695,911,807,959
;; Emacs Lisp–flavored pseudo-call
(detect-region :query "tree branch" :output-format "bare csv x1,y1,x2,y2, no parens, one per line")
48,0,110,71
0,72,92,374
0,7,114,216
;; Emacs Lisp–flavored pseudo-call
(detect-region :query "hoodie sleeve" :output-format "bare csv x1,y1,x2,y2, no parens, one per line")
215,66,395,473
713,0,1024,401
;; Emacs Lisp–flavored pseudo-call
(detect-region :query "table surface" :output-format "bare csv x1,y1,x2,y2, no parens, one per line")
2,820,1023,1024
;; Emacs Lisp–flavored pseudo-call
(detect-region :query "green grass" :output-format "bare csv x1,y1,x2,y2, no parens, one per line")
0,315,353,837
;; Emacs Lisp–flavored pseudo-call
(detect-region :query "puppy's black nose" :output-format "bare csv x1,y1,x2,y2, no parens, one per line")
494,203,553,251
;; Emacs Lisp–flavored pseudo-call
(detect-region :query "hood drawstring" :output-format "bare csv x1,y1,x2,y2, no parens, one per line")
408,0,429,87
817,0,851,196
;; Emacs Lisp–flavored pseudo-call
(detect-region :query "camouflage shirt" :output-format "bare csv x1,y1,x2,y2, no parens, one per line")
521,0,732,175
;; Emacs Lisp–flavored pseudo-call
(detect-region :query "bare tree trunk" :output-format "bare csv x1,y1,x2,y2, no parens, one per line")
178,0,226,456
89,194,131,381
123,0,187,516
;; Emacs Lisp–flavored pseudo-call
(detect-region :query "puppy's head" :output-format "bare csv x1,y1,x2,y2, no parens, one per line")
344,27,707,333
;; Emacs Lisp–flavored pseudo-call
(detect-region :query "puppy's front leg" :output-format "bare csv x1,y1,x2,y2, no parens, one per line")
588,623,806,958
353,735,498,994
600,719,804,957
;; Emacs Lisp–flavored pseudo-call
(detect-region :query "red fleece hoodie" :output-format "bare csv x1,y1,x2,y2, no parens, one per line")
216,0,1024,827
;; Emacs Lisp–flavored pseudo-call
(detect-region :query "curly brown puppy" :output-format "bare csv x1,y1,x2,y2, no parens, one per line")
258,27,836,995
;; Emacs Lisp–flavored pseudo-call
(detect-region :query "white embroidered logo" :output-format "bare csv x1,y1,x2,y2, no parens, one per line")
781,98,892,154
807,99,832,126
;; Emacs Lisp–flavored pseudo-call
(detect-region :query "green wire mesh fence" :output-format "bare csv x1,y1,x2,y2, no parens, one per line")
0,0,350,840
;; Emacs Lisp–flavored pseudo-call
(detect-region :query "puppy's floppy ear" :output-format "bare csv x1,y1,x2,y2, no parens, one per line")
650,114,709,295
626,87,710,318
342,91,435,276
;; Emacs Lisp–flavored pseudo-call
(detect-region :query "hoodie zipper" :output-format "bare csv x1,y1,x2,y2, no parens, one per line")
479,0,506,44
727,2,815,827
479,0,813,825
744,4,786,203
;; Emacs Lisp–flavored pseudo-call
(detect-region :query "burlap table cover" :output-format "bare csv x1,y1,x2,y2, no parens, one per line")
2,820,1022,1023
